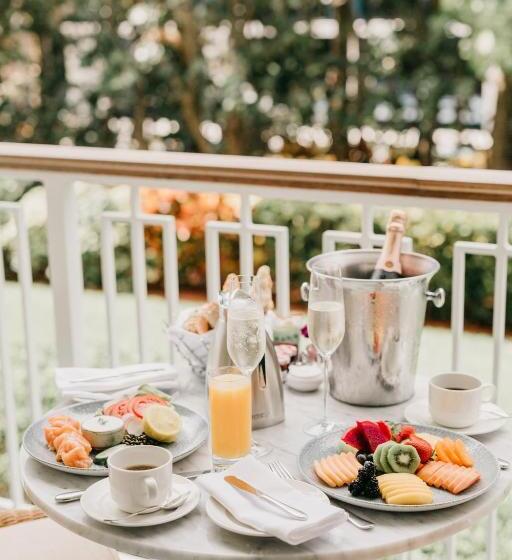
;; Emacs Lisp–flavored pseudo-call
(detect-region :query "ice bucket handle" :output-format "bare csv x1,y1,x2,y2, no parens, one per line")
426,287,445,308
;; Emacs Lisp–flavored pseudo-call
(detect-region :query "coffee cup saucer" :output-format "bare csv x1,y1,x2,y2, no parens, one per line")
403,398,508,436
80,474,199,527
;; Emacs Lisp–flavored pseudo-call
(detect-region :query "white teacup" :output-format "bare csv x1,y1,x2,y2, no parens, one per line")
108,445,173,513
429,372,495,429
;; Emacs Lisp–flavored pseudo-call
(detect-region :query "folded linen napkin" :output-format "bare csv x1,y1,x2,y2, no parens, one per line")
55,362,179,401
197,456,347,545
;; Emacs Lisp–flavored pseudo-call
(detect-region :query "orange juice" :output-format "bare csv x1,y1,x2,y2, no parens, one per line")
208,373,252,460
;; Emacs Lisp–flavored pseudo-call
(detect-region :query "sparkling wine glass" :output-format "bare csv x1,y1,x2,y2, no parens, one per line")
304,265,345,437
226,274,271,457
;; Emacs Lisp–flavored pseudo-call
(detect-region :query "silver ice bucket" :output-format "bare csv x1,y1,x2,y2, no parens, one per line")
304,250,445,406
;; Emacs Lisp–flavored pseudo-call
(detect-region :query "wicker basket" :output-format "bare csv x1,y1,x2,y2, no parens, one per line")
167,308,214,378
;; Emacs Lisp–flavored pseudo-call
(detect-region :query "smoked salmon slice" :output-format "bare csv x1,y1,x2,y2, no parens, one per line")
44,415,92,468
314,452,361,487
417,461,480,494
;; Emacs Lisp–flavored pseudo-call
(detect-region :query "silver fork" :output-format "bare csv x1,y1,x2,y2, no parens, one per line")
267,460,375,531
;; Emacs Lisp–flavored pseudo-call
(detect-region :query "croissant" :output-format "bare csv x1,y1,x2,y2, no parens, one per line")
183,313,210,334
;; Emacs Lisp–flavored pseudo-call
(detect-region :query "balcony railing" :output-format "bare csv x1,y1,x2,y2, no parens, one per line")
1,142,512,558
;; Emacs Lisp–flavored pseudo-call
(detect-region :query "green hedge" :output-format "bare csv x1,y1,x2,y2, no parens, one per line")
0,181,508,328
252,201,506,328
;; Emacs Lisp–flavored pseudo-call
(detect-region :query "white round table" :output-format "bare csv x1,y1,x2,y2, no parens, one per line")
22,378,512,560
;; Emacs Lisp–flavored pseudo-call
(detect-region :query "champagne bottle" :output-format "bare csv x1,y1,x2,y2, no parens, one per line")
371,210,407,280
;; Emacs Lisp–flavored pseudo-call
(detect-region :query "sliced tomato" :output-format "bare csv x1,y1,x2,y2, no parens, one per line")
128,395,168,418
104,398,130,418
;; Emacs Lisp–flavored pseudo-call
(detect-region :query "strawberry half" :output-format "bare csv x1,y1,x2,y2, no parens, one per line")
403,434,433,464
394,424,415,443
357,420,390,453
341,425,366,451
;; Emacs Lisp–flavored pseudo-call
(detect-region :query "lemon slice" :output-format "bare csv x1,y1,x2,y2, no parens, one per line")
143,404,182,443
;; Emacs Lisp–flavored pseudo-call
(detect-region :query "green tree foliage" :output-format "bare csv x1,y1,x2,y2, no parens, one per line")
0,0,491,164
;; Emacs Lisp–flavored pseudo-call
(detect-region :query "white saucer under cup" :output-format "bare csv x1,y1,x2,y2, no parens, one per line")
80,475,199,528
404,398,507,437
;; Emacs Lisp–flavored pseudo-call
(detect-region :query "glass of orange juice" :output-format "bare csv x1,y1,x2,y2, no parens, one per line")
208,365,252,471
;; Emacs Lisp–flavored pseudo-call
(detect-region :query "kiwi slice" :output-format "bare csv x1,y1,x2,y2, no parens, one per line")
336,442,358,455
387,443,420,474
375,441,395,473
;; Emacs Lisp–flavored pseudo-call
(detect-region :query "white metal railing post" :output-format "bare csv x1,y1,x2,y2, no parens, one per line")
0,240,23,506
491,213,509,388
239,193,254,277
360,206,374,249
130,187,148,362
45,179,85,366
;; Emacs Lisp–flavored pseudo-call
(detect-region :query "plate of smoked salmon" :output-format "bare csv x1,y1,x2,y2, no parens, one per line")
23,390,208,476
298,420,499,512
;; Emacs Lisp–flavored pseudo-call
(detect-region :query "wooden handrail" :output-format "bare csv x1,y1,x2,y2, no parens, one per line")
1,142,512,201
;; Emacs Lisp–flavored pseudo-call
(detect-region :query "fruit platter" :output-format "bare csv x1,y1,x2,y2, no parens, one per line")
23,385,208,476
298,419,500,512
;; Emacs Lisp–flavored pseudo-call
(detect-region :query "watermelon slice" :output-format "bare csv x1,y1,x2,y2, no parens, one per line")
357,420,390,453
341,425,366,451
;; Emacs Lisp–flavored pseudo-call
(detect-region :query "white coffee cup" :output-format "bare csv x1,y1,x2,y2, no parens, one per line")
108,445,173,513
429,372,495,429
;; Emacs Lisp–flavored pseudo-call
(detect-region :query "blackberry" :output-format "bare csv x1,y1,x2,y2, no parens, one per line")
348,460,381,500
122,433,160,446
356,453,367,465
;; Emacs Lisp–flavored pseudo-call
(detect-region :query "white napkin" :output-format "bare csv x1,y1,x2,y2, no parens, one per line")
197,456,347,545
55,362,179,400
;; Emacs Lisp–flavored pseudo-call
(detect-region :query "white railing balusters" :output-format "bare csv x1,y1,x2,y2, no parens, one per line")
361,206,375,249
142,213,179,359
101,209,180,364
451,213,511,386
491,214,509,389
101,215,120,366
487,510,498,560
0,240,23,506
205,219,224,301
0,201,40,506
45,179,85,366
205,219,290,317
445,536,457,560
11,206,41,420
322,230,412,253
239,193,254,278
130,187,149,362
451,243,466,371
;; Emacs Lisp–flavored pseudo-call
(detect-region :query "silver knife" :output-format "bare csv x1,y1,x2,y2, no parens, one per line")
54,468,209,503
224,475,308,521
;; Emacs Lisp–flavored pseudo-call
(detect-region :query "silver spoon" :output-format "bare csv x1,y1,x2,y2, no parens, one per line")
104,490,190,524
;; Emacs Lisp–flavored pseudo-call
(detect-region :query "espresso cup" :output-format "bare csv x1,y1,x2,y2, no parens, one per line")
429,372,495,429
108,445,173,513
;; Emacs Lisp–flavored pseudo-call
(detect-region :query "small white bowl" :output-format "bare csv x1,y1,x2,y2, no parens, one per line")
286,364,323,392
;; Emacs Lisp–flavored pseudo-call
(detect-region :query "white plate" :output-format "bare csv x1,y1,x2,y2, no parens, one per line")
80,474,199,527
404,398,508,436
23,399,208,476
298,424,500,513
206,479,329,537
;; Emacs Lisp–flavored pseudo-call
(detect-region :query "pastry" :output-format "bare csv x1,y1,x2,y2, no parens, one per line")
200,301,220,328
183,313,209,334
256,265,274,312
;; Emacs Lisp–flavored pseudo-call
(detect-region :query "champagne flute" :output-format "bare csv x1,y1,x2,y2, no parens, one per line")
304,265,345,437
226,274,271,457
